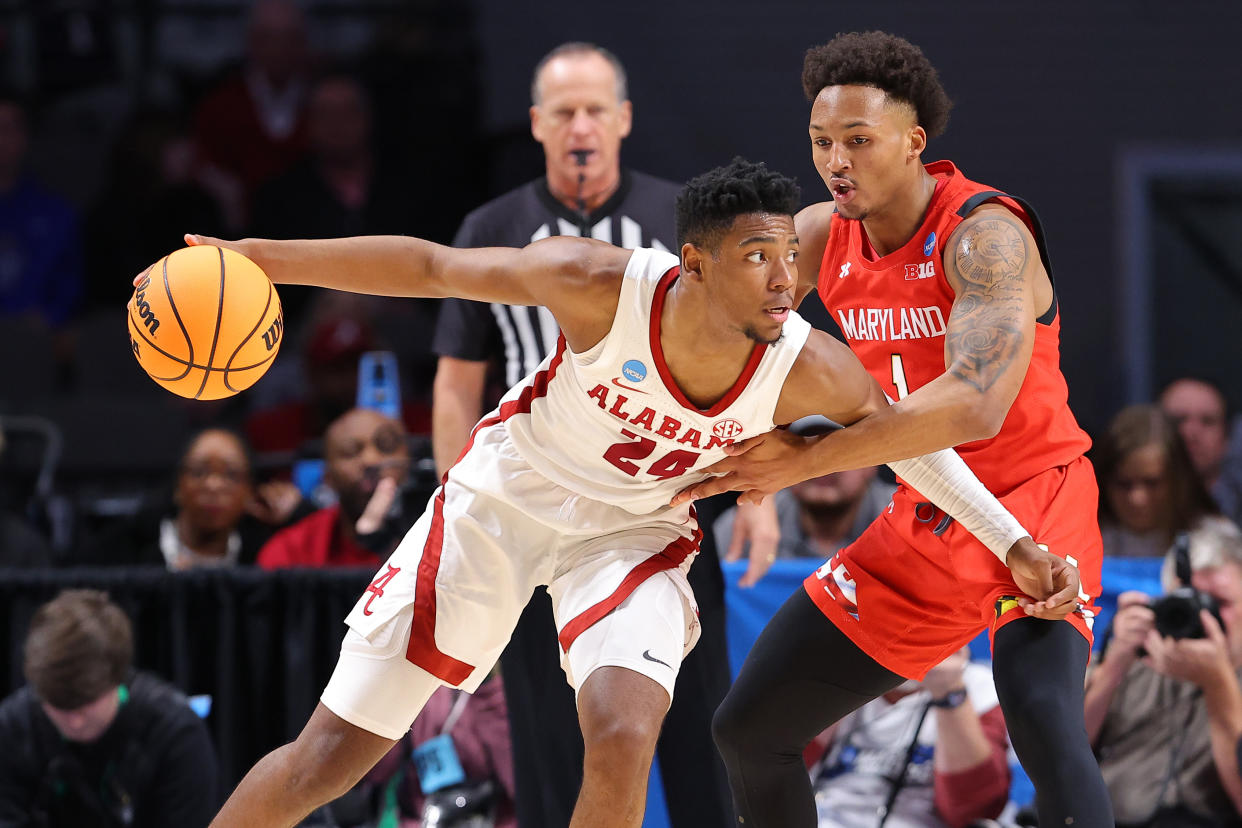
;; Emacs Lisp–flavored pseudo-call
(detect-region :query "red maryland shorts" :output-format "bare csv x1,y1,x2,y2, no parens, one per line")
804,455,1101,679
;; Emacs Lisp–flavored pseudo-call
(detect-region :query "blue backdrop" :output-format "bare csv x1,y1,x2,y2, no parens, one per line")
642,555,1166,826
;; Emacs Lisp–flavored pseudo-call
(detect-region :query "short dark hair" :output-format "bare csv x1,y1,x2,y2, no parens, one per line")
802,31,952,139
531,42,628,105
676,157,801,252
24,590,133,710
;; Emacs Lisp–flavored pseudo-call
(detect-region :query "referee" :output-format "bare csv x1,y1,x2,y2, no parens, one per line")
431,43,735,827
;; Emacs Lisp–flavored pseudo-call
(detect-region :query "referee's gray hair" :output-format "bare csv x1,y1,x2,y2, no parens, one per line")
531,42,628,106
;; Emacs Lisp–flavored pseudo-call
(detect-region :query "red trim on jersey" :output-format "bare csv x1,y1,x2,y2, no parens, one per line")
443,336,569,482
648,267,766,417
557,523,703,653
410,337,569,682
405,488,475,685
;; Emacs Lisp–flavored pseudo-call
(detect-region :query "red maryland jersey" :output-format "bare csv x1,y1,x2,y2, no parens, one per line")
817,160,1090,494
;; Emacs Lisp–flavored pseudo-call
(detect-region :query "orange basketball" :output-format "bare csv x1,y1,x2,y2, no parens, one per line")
127,245,283,400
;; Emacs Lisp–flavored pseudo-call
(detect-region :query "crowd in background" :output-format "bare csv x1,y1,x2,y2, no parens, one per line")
3,3,1242,828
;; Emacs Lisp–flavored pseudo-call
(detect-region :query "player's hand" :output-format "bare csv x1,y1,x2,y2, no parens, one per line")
355,476,399,535
247,480,304,525
130,235,252,287
1142,611,1233,689
670,430,814,506
1104,590,1157,666
727,497,781,588
1006,538,1081,621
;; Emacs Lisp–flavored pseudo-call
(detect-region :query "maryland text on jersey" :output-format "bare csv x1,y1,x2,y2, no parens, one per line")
835,305,948,342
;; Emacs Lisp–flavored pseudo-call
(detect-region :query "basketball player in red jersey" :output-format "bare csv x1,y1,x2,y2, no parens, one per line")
680,32,1115,827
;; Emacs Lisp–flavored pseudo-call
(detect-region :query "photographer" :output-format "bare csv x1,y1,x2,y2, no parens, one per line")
1084,519,1242,827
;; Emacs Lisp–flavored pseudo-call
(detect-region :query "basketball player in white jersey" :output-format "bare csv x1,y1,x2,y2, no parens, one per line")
163,159,1078,828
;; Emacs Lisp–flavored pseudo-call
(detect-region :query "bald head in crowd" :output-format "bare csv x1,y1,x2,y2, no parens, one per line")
323,408,409,524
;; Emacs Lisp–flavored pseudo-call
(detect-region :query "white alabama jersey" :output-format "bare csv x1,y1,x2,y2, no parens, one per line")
493,246,812,515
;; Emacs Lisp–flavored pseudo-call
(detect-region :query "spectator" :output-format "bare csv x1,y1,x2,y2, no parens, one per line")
808,647,1011,828
361,672,516,827
1161,376,1242,527
1084,518,1242,826
76,428,306,569
0,589,218,827
0,424,53,567
257,407,409,569
1095,403,1224,558
83,111,232,314
250,73,442,388
245,314,432,456
713,415,895,561
192,0,311,211
0,90,84,368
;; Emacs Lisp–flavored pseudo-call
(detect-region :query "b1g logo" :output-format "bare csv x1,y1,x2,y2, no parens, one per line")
712,419,743,440
622,359,647,383
904,261,936,280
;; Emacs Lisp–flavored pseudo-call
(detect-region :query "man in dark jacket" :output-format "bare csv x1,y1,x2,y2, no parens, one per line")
0,589,219,827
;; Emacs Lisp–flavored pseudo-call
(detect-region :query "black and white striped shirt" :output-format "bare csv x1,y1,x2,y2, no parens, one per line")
432,169,680,390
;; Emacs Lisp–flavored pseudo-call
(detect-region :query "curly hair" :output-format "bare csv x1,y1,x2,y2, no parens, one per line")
802,31,953,139
675,157,801,252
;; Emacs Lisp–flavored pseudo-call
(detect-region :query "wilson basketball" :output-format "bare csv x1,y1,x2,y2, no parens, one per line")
127,245,283,400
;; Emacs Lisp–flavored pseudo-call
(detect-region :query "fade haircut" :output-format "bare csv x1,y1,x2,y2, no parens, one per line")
676,157,801,253
24,590,133,710
531,42,628,106
802,31,953,139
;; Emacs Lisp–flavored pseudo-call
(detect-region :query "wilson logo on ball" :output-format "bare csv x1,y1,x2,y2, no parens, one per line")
262,313,284,351
712,419,743,439
131,274,162,335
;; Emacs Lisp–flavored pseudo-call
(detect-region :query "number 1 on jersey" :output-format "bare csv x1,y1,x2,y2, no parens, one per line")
890,353,910,400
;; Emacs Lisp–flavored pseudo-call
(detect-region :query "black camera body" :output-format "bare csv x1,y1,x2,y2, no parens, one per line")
1150,586,1223,640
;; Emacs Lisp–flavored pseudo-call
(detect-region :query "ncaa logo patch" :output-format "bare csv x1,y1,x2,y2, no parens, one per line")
923,231,936,257
622,359,647,383
712,419,744,439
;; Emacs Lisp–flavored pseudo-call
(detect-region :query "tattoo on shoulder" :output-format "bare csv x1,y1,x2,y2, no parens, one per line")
946,215,1031,392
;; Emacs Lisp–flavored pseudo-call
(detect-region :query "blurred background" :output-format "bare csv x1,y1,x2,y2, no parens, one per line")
2,1,1242,825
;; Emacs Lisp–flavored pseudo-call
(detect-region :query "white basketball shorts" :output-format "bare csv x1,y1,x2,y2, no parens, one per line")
320,418,702,739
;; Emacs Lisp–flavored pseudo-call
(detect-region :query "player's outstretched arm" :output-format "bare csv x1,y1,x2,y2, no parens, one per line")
674,330,1079,617
157,233,631,351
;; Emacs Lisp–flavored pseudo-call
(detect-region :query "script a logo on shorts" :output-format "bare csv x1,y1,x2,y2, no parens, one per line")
904,261,936,281
712,419,744,440
362,563,401,616
611,359,649,394
923,231,937,257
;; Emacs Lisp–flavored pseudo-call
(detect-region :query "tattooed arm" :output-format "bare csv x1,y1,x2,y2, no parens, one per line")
675,203,1049,492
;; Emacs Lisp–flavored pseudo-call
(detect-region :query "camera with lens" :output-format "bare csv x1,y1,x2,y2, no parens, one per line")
1149,586,1223,640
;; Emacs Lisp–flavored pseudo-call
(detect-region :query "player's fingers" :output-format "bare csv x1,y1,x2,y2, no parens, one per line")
698,455,739,476
132,264,152,287
1036,560,1054,599
722,434,765,457
1044,569,1078,609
